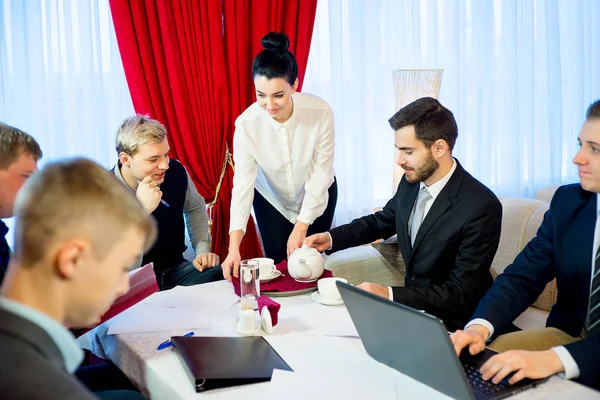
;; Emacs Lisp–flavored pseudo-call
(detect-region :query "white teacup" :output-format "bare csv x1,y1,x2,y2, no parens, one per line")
317,277,348,301
252,257,276,278
237,309,258,333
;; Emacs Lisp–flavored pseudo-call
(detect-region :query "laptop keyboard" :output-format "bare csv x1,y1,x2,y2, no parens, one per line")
463,362,510,395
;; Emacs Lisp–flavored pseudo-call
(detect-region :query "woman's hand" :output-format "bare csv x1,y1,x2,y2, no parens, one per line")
222,230,244,281
221,250,241,281
287,221,309,257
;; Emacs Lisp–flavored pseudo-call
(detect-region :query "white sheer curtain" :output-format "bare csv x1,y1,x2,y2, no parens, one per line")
0,0,134,246
303,0,600,227
0,0,133,168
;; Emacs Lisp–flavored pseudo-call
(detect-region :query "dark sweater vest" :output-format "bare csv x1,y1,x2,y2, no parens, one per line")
142,159,188,272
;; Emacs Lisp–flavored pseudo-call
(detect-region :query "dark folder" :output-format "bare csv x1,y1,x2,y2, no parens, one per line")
171,336,293,392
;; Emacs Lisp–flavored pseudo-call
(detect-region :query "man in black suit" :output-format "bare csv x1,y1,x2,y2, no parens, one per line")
305,97,502,330
0,158,155,399
0,123,42,284
450,101,600,390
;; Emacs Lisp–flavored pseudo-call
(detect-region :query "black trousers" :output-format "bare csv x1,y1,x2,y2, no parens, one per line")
253,178,338,264
76,362,146,399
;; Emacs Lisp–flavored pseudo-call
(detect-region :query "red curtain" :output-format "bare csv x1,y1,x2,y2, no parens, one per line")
110,0,318,261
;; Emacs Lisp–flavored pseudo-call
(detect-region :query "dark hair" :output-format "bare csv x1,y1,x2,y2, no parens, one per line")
252,32,298,86
586,99,600,121
0,123,43,169
388,97,458,151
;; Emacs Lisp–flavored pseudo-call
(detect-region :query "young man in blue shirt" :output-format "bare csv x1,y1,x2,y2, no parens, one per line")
0,158,155,399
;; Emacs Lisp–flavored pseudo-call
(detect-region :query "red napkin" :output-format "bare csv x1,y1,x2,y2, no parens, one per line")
231,260,333,296
257,296,281,326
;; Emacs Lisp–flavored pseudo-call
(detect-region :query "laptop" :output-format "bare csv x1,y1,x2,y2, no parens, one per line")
337,281,543,400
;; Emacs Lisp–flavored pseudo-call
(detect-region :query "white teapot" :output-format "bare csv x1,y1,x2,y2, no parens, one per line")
288,246,325,281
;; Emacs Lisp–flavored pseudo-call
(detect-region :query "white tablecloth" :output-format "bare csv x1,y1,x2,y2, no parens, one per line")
79,281,600,400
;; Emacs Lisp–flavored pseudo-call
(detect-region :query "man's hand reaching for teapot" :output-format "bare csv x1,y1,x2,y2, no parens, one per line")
287,221,309,257
303,232,331,252
357,282,390,300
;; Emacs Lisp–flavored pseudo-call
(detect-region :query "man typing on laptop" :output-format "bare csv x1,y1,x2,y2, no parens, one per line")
450,100,600,390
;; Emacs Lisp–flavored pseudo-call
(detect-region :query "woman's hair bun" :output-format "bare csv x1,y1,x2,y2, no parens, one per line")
261,32,290,51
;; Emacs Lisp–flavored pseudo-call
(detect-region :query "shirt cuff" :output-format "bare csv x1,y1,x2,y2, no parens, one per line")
552,346,580,380
195,241,210,256
387,286,394,301
465,319,495,340
326,232,333,250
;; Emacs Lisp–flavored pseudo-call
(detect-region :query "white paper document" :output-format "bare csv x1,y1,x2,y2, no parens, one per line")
142,280,239,314
106,303,209,335
276,300,359,337
265,334,380,375
268,369,398,400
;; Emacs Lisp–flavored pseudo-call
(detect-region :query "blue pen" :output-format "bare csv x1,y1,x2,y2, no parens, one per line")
157,331,194,350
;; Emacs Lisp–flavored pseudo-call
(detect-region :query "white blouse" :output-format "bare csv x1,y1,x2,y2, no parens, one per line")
229,92,335,233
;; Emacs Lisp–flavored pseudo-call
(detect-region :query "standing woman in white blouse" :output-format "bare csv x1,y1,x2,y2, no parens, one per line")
222,32,337,281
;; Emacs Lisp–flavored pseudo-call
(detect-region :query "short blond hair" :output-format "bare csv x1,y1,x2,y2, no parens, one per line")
115,114,167,156
13,158,157,266
0,123,43,169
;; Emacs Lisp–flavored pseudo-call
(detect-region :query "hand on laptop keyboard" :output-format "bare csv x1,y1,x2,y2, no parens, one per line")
478,349,565,385
463,362,510,395
450,326,489,356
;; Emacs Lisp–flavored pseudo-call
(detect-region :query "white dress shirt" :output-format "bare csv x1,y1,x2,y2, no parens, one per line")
387,159,458,300
466,193,600,381
229,92,335,233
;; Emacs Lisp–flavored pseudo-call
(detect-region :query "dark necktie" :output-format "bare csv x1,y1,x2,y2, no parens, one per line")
0,222,10,284
587,246,600,336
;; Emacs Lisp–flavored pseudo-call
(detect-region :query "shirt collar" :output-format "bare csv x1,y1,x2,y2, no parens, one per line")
265,94,297,131
0,297,83,373
420,158,457,200
113,162,127,185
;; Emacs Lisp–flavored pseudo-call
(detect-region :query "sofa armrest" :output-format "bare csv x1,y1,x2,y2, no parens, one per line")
324,245,405,286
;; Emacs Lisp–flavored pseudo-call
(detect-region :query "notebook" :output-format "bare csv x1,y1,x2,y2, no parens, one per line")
172,336,292,392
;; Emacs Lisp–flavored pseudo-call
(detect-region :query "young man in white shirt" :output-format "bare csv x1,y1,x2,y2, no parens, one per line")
0,123,42,284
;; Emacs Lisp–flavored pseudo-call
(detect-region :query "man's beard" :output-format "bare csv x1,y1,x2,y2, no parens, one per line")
404,152,439,183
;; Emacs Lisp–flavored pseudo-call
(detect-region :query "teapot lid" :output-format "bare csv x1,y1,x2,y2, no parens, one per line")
293,245,319,255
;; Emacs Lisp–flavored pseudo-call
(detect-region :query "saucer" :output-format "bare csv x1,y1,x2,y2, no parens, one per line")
233,318,262,336
311,291,344,306
259,270,282,282
294,277,319,283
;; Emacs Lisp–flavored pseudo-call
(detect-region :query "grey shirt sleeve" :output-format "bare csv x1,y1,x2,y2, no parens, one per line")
183,169,211,256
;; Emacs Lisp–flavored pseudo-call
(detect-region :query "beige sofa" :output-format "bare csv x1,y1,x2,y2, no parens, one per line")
325,185,562,331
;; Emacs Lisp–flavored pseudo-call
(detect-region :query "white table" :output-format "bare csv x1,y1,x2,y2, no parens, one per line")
79,281,599,400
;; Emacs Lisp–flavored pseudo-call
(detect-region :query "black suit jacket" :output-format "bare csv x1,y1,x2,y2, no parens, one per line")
330,160,502,330
0,306,97,399
471,184,600,389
